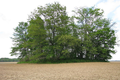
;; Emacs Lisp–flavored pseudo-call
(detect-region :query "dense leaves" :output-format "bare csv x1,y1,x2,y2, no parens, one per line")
10,2,116,63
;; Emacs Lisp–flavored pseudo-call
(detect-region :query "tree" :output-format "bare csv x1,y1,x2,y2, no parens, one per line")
27,17,48,61
10,22,29,61
73,7,116,61
93,21,116,60
29,2,70,60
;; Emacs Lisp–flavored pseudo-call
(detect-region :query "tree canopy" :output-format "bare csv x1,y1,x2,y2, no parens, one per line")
10,2,116,63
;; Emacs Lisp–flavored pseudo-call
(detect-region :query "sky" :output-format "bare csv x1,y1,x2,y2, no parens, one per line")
0,0,120,60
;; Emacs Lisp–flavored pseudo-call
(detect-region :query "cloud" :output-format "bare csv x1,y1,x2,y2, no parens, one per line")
113,6,120,21
97,0,120,17
0,13,7,21
59,0,100,16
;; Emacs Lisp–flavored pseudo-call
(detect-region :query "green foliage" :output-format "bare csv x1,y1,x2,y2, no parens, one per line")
10,2,116,63
0,58,18,62
10,22,29,61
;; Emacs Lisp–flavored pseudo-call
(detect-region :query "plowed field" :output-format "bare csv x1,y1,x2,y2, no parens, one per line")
0,62,120,80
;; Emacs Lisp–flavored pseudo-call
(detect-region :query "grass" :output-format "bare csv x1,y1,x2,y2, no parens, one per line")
18,59,108,64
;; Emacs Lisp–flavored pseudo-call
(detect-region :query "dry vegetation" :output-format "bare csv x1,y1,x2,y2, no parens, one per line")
0,62,120,80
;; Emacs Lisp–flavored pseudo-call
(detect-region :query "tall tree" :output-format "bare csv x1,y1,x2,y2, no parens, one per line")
10,22,29,61
27,17,48,61
29,2,70,60
73,7,116,60
93,19,116,60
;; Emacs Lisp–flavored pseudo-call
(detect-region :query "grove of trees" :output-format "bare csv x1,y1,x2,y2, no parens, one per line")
10,2,116,63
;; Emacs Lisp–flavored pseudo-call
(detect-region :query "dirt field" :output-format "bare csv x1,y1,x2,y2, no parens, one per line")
0,62,120,80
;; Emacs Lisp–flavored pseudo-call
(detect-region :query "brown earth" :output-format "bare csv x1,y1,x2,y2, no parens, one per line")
0,62,120,80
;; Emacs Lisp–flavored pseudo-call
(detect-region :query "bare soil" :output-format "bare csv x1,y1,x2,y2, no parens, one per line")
0,62,120,80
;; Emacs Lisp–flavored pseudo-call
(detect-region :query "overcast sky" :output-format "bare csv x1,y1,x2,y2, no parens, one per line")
0,0,120,60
